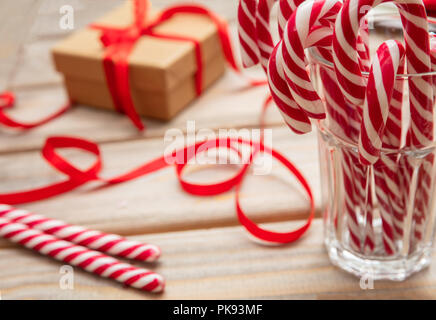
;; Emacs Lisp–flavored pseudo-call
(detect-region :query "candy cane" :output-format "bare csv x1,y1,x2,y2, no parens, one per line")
280,0,342,119
319,67,370,251
0,205,161,262
332,0,432,109
278,0,305,38
267,0,340,134
363,180,375,253
412,38,436,244
278,0,367,251
0,217,165,292
359,40,406,165
276,0,369,251
381,61,406,241
256,0,278,70
238,0,260,67
268,43,312,133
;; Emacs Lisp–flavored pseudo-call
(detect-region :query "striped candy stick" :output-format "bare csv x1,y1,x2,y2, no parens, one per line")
332,0,432,109
359,40,406,255
411,38,436,245
267,5,341,135
280,0,342,119
267,42,312,134
277,0,366,251
0,205,161,262
319,67,370,250
0,217,165,292
333,0,432,254
318,67,360,141
256,0,278,71
363,177,375,253
358,40,406,165
238,0,260,67
381,61,406,242
278,0,305,38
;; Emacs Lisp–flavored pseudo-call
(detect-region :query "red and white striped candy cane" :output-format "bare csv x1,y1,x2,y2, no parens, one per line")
256,0,279,70
412,38,436,244
0,217,165,292
280,0,342,119
332,0,432,108
359,40,406,165
238,0,260,67
268,43,312,134
319,67,360,141
363,181,375,253
319,65,370,252
359,40,407,255
380,56,406,242
0,205,161,262
277,0,305,38
267,4,339,134
276,0,369,251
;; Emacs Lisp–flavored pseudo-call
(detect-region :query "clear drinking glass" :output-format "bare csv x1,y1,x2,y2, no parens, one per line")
309,7,436,280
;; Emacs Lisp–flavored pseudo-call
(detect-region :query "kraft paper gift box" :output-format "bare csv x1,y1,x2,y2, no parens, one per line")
52,1,225,121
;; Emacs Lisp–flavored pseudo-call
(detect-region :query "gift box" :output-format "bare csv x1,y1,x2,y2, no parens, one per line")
52,1,226,121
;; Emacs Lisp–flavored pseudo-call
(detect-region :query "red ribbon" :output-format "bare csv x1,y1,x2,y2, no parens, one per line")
0,97,314,244
0,92,71,130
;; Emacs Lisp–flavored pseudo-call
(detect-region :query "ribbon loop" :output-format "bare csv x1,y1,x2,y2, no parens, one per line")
0,92,15,110
0,131,314,244
42,137,102,182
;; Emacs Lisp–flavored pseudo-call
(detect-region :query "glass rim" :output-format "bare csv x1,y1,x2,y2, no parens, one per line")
308,10,436,79
316,120,436,155
308,47,436,79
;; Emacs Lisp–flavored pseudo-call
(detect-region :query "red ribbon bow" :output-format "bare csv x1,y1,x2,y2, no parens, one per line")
90,0,257,131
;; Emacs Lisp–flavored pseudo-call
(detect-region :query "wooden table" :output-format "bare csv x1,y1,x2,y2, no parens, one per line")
1,0,436,300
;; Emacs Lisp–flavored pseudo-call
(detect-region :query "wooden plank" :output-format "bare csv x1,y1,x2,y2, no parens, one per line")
1,219,436,300
0,126,320,247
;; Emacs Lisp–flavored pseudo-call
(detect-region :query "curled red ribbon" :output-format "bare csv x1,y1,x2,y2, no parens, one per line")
0,91,71,130
0,99,314,244
0,135,314,244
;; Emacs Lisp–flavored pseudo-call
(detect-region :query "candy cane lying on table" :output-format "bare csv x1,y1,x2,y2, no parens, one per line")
238,0,260,67
0,205,161,262
0,217,164,292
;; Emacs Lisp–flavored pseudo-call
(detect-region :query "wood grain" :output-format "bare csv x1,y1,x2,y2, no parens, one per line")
0,126,320,247
1,219,436,300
